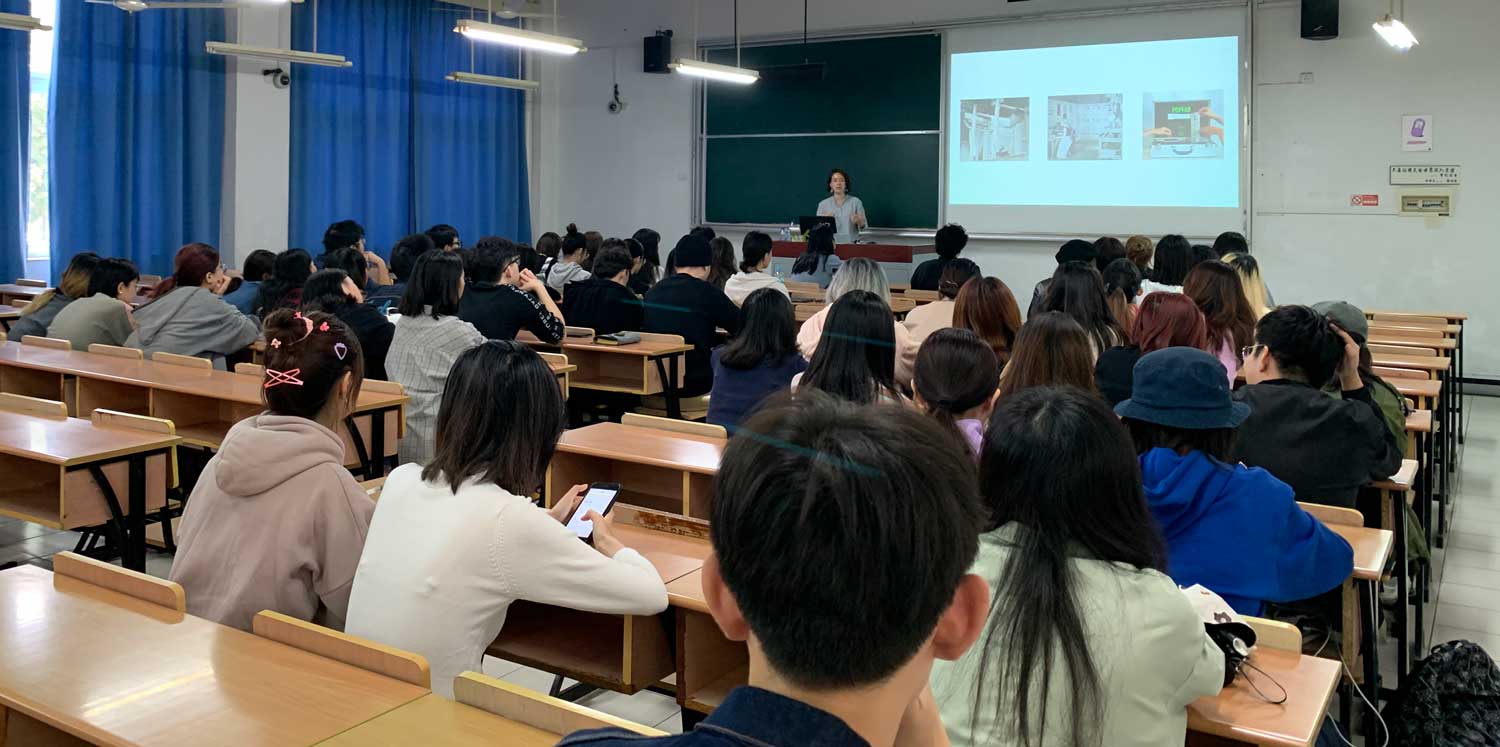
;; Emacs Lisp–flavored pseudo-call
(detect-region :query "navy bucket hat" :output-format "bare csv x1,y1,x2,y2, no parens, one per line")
1114,347,1250,429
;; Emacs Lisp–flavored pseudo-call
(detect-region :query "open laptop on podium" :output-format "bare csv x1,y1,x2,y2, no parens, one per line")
798,215,836,236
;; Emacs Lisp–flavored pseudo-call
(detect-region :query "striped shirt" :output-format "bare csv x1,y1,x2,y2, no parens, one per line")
385,310,485,466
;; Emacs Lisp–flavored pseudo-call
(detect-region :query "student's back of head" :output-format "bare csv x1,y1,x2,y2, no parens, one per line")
535,232,561,261
719,288,797,371
998,311,1096,398
87,258,139,300
1041,262,1124,353
935,223,969,259
937,258,981,300
790,223,836,276
301,269,358,313
1126,235,1154,273
739,231,773,273
469,237,518,284
389,233,436,283
1221,252,1271,318
1191,244,1219,268
591,245,633,281
1253,305,1343,387
954,276,1022,367
397,250,465,318
242,249,277,283
825,256,889,304
802,290,899,404
1213,231,1248,256
1184,260,1256,355
1131,291,1208,354
1093,236,1126,274
255,249,314,316
710,392,987,688
149,244,215,300
560,224,587,261
426,224,460,252
1101,258,1142,342
323,246,369,289
1152,234,1193,286
260,309,364,422
323,220,365,255
631,228,661,266
423,340,564,495
708,236,737,288
914,328,999,454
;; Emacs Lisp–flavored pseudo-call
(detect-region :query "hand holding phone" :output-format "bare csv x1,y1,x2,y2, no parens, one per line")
564,483,622,543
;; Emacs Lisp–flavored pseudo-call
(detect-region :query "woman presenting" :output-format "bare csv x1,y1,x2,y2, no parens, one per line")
817,168,866,243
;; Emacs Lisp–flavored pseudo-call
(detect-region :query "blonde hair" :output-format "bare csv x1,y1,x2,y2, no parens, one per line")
826,257,890,304
1221,252,1271,319
22,252,98,315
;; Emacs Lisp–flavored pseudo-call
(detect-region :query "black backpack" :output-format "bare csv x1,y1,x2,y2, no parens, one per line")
1382,640,1500,746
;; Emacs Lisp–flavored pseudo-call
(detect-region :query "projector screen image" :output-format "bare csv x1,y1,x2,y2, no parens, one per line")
946,35,1240,228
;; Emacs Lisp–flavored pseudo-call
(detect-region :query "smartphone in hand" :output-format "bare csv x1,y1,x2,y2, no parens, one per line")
564,483,622,542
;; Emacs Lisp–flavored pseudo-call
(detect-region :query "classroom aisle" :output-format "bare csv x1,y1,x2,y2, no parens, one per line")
0,393,1495,738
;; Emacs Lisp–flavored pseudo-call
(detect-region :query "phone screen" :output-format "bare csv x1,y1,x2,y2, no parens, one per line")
565,484,621,539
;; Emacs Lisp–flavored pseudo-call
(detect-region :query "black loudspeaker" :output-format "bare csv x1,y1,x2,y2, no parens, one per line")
1302,0,1339,40
644,31,672,74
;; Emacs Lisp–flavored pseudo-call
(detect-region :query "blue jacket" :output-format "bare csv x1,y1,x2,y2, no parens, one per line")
1139,447,1353,616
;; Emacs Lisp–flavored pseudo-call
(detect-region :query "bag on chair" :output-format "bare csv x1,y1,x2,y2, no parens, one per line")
1381,639,1500,746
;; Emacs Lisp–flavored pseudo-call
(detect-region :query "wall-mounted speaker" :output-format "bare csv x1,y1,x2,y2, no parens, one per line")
644,31,672,74
1302,0,1339,40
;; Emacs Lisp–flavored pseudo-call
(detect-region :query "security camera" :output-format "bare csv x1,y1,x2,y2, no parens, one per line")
608,83,627,114
263,68,290,89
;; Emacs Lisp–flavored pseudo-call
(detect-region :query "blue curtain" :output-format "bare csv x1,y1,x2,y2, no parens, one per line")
289,0,529,257
0,0,30,285
48,4,224,281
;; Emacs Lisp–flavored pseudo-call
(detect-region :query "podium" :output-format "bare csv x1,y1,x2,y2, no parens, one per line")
768,241,931,283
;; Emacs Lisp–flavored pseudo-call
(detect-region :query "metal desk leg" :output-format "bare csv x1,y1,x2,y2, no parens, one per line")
1457,329,1464,445
1393,488,1409,690
128,456,146,572
1361,580,1381,737
368,408,387,480
343,415,377,480
654,355,683,420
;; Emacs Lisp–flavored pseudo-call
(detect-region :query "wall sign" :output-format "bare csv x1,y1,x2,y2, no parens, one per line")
1391,165,1460,185
1402,115,1433,151
1350,194,1380,207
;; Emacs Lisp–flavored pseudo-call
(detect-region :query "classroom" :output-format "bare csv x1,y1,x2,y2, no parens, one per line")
0,0,1495,745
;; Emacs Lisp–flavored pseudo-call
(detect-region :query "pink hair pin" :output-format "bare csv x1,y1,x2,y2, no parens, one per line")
265,368,304,389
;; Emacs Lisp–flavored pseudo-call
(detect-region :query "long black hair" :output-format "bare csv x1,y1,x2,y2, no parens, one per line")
719,288,798,370
1040,262,1124,354
791,223,836,276
301,269,357,313
397,251,464,318
254,248,313,316
972,386,1167,746
1152,234,1194,286
801,290,900,404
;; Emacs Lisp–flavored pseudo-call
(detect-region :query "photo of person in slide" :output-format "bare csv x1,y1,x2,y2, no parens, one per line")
1142,90,1227,159
959,97,1029,161
1047,94,1123,161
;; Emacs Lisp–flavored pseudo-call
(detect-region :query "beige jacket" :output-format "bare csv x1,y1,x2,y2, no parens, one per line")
796,305,917,388
169,415,375,631
901,298,955,347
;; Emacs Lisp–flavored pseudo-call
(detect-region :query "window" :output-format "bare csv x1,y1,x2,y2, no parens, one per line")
26,0,54,262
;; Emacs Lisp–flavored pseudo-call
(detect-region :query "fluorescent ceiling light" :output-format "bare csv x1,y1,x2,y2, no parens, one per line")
446,71,539,91
455,19,585,55
205,41,352,68
1372,14,1418,50
0,11,50,31
669,59,758,85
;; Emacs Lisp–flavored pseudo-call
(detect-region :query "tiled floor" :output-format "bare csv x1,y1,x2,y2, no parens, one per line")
4,393,1497,738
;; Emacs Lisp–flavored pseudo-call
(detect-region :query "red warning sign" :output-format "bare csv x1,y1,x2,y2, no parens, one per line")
1350,194,1380,207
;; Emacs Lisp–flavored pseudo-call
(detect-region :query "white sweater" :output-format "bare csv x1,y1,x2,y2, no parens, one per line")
723,270,789,306
344,464,669,697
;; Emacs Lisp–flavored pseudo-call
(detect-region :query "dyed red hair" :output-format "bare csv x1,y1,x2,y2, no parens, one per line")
150,243,220,299
1132,291,1208,354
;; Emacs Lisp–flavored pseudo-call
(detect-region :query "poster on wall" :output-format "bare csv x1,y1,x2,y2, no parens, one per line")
1402,115,1433,152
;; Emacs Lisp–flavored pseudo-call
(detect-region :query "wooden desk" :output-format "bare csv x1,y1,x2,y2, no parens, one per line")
253,338,577,400
1186,648,1341,747
0,342,407,480
517,332,693,417
313,693,560,747
1367,333,1456,351
1370,353,1450,378
1364,309,1467,323
0,565,427,747
0,283,46,307
486,508,711,697
0,307,18,333
545,422,725,519
0,411,176,572
792,296,917,323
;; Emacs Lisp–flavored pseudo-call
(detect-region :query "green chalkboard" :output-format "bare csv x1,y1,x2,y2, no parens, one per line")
702,34,940,228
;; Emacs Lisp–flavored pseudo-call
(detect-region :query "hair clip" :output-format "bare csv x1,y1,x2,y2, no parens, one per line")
288,312,315,344
265,368,304,389
269,338,281,349
334,342,348,361
319,321,330,332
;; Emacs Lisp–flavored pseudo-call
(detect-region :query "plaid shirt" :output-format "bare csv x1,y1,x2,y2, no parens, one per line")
386,310,485,465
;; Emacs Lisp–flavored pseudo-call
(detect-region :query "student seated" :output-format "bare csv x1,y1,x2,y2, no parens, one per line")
252,248,315,318
913,328,999,458
627,228,663,295
426,223,461,253
797,257,917,386
127,243,259,369
301,266,394,380
222,249,275,315
953,275,1022,368
909,223,968,291
561,393,991,747
723,231,788,305
386,252,484,465
559,244,642,335
642,234,743,398
1095,292,1208,406
902,258,980,346
787,222,841,288
545,224,591,292
1223,252,1272,318
1233,306,1403,512
997,311,1097,399
1185,261,1256,383
320,219,390,285
169,310,373,631
7,252,98,342
930,386,1224,747
1027,239,1094,318
1140,234,1192,298
1039,262,1126,359
795,290,906,405
1118,347,1353,615
46,257,139,351
707,288,807,429
456,237,566,342
346,341,667,698
1126,234,1154,276
708,236,737,290
1102,257,1142,332
365,234,434,313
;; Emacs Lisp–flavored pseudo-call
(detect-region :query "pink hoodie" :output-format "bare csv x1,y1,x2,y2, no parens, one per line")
169,414,375,631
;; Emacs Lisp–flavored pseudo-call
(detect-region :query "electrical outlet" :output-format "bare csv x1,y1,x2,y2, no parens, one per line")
1299,72,1314,83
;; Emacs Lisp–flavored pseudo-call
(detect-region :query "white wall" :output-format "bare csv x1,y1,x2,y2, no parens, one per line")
533,0,1500,375
220,7,292,270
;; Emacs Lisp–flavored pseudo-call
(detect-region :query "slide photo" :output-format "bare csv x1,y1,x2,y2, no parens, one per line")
959,97,1030,162
1142,90,1227,159
1047,93,1122,161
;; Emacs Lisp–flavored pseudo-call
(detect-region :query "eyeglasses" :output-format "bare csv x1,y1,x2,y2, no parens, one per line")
1240,344,1265,360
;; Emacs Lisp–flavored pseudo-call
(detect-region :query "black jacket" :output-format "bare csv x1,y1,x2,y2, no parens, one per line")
1232,379,1404,509
643,274,742,397
331,301,395,381
561,277,643,336
457,282,564,343
909,257,954,292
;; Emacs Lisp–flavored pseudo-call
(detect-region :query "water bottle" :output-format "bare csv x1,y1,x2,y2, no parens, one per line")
779,225,790,242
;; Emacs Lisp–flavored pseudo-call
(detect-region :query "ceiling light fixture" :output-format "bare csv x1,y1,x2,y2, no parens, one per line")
455,19,585,55
446,71,538,91
671,0,757,86
1373,0,1418,51
0,11,50,31
205,41,351,68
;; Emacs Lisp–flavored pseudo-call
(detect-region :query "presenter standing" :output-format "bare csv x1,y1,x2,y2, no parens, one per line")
817,168,867,243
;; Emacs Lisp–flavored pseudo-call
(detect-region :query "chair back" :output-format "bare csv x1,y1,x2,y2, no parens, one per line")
453,672,667,736
251,610,431,688
0,392,66,418
21,335,70,351
88,344,144,361
152,351,212,370
621,412,727,439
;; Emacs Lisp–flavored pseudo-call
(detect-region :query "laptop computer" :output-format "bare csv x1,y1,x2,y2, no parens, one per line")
798,215,837,236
